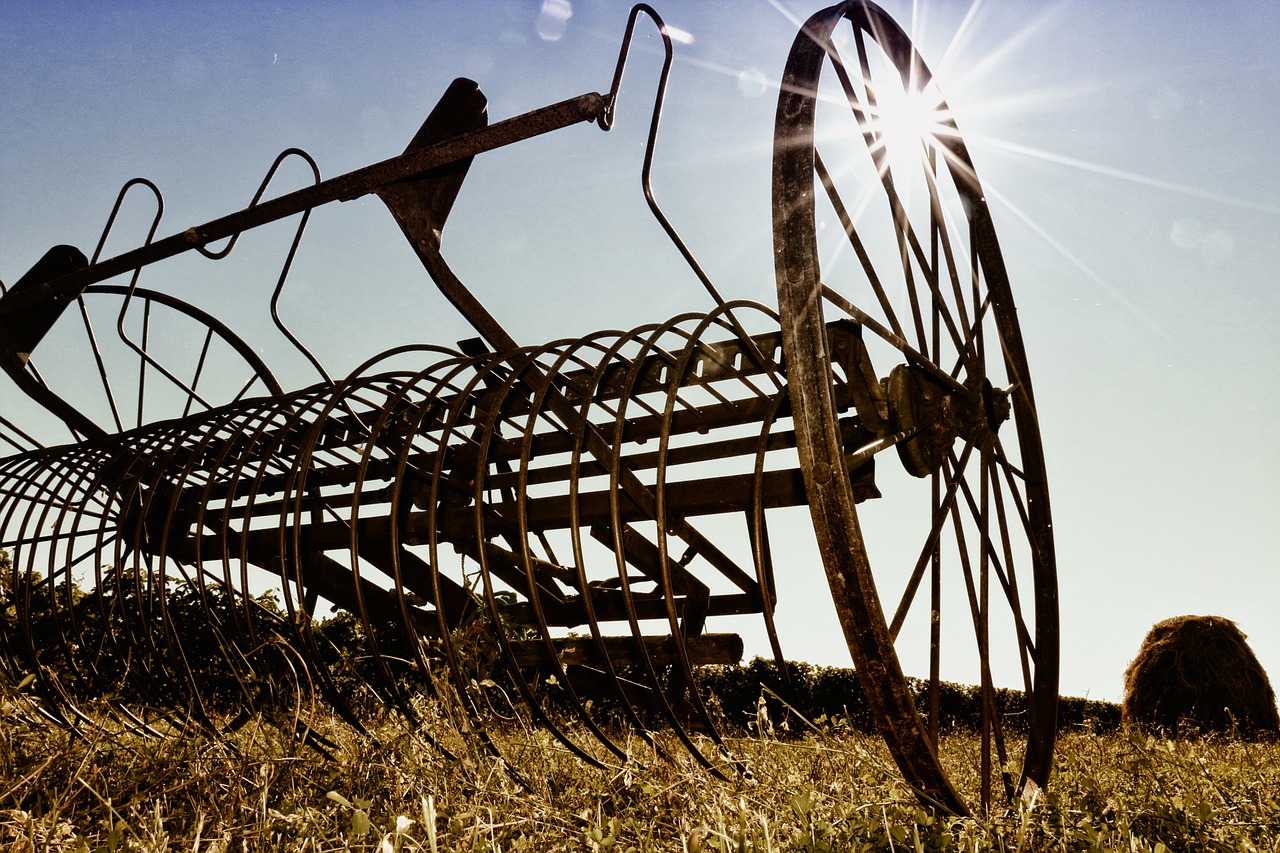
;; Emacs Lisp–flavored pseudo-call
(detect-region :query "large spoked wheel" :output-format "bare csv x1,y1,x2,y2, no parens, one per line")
28,283,283,442
772,2,1058,814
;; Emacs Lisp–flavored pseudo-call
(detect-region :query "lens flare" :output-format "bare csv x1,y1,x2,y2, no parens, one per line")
867,77,950,179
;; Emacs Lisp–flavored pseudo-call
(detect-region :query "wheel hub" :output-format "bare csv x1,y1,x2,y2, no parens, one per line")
884,365,1011,478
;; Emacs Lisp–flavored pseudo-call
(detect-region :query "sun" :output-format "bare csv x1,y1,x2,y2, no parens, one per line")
866,74,952,179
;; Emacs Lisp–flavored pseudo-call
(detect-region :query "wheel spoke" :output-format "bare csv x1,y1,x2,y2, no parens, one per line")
942,459,982,653
831,31,979,374
968,199,984,366
923,157,977,348
814,150,907,340
136,296,150,429
990,436,1027,482
888,441,974,640
76,297,125,432
839,30,929,350
125,306,217,419
948,292,992,381
978,447,992,810
889,164,977,378
820,284,975,400
950,448,1039,675
992,434,1052,570
183,327,218,419
927,470,942,747
942,449,1016,809
987,454,1037,694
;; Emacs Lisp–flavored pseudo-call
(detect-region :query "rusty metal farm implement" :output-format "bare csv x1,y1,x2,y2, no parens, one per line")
0,2,1057,814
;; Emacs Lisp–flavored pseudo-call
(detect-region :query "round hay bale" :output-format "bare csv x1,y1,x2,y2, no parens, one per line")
1123,615,1279,737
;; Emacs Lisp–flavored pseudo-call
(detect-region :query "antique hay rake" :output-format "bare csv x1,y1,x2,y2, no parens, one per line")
0,2,1057,815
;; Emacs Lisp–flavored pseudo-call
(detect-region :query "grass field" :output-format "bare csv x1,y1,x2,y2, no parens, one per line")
1,692,1277,852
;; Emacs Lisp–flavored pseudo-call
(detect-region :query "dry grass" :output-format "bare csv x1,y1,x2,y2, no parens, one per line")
0,691,1278,852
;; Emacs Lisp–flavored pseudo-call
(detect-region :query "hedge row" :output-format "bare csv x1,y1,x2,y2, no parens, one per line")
1,549,1118,735
693,657,1121,735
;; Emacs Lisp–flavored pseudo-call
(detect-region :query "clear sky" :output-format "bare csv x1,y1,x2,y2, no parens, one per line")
2,1,1277,704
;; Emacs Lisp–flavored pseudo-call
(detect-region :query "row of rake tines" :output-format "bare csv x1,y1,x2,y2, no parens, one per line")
1,298,792,782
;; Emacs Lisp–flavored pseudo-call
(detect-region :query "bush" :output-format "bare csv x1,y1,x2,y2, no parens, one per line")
696,657,1120,735
1,549,1121,740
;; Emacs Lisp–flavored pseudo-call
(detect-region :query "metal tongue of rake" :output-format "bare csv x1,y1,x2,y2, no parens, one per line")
0,1,1058,815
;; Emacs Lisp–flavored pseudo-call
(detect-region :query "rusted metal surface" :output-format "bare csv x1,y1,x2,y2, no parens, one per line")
0,1,1057,815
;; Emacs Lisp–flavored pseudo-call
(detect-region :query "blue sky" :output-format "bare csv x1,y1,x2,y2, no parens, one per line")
2,1,1277,703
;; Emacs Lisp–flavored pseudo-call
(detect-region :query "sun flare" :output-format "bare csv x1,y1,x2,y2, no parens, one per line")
867,77,951,177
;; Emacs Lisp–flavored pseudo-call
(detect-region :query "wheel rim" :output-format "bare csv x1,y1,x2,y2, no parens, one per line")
773,0,1058,814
